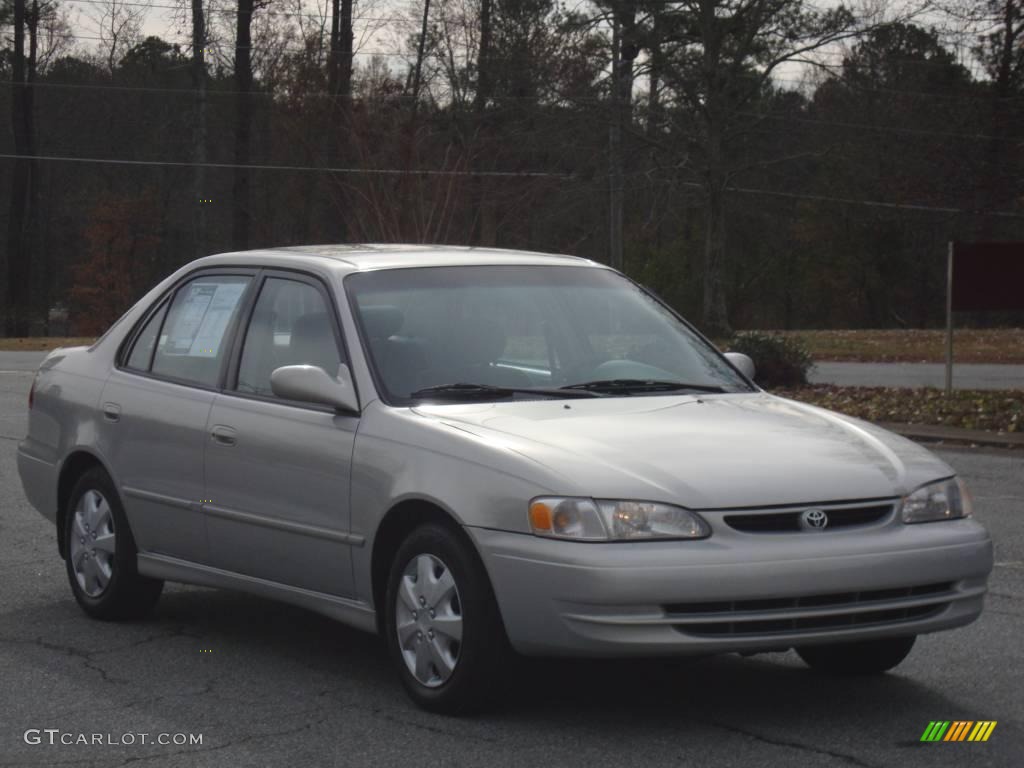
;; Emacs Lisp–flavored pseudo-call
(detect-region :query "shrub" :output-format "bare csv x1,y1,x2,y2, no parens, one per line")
727,331,814,388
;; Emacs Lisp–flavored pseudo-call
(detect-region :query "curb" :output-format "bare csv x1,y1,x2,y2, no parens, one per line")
879,422,1024,449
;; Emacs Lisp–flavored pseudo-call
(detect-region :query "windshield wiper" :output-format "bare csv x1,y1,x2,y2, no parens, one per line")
409,382,603,401
561,379,725,395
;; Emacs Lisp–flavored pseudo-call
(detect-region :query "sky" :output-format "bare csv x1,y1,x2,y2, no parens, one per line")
55,0,992,87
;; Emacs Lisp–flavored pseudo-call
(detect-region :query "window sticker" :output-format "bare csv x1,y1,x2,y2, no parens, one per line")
164,281,246,357
188,282,247,358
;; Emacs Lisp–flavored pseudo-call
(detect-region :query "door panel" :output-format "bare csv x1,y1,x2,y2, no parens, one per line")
204,274,358,597
99,370,214,562
204,396,357,596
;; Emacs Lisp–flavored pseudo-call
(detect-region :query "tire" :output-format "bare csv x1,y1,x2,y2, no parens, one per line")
64,467,163,620
796,635,916,675
384,523,512,714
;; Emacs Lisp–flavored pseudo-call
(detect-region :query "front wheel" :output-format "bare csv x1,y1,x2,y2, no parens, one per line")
384,523,511,714
64,467,163,620
796,635,916,675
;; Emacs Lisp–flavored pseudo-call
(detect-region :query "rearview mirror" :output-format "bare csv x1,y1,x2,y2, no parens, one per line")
724,352,756,382
270,364,359,412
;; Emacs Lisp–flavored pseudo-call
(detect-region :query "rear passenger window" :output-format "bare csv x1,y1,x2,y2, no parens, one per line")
125,301,168,371
236,278,342,397
150,276,250,387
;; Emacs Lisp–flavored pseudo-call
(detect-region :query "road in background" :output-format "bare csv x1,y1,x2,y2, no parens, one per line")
811,362,1024,390
0,362,1021,767
0,351,50,372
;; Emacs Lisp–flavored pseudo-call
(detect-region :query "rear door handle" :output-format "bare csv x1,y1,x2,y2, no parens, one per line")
210,425,237,446
102,402,121,422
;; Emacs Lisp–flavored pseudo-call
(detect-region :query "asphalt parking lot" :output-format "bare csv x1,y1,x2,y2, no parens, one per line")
0,364,1021,767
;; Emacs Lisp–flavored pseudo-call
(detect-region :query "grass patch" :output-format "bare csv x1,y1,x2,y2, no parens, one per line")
0,337,96,351
775,328,1024,364
776,385,1024,434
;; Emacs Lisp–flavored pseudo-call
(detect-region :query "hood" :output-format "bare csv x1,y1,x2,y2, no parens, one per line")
411,392,952,509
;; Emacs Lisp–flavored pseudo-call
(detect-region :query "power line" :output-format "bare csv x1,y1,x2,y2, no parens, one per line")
723,183,1024,219
734,110,1022,143
3,152,1019,219
0,152,575,179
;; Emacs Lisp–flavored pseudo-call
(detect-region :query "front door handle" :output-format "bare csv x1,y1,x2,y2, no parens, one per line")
210,425,237,446
102,402,121,422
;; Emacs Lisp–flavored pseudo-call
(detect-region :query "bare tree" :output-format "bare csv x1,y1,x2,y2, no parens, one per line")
82,0,149,73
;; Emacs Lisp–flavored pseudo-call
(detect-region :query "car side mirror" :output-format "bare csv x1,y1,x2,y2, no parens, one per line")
724,352,756,382
270,363,359,412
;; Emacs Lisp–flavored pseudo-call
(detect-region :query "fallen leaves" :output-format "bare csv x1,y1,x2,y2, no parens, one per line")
774,328,1024,364
775,385,1024,434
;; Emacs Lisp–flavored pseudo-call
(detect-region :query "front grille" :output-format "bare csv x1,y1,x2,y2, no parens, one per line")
666,582,953,638
724,503,893,533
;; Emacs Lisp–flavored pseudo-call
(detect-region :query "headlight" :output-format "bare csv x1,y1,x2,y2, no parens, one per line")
528,497,711,541
899,477,972,524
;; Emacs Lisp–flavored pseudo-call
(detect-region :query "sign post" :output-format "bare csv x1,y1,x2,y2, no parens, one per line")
945,242,954,395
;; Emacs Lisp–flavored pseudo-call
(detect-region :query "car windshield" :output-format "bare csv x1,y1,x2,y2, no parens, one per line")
346,265,753,402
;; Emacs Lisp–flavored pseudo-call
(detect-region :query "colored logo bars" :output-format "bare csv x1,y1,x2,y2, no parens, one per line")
920,721,997,742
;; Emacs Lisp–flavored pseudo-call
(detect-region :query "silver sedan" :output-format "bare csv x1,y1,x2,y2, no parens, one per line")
18,245,993,713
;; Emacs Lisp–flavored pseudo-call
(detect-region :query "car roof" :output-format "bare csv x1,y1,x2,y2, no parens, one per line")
200,244,600,273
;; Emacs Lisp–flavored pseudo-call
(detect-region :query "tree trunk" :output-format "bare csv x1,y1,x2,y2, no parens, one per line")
608,2,637,272
472,0,494,246
324,0,353,242
339,0,353,102
192,0,207,257
698,0,730,336
410,0,431,118
702,142,731,337
6,0,35,335
232,0,254,251
647,12,663,138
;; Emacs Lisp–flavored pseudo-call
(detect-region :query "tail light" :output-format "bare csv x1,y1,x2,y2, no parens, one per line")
28,377,36,409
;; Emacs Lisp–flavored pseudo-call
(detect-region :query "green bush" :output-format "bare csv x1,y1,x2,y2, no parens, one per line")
727,331,814,388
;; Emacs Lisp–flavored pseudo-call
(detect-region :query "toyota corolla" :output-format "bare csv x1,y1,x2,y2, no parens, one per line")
17,245,993,713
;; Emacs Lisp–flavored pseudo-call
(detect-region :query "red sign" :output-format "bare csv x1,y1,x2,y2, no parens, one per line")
951,242,1024,312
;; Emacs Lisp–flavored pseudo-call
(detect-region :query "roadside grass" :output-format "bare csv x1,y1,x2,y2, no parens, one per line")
775,385,1024,434
775,328,1024,364
0,337,95,351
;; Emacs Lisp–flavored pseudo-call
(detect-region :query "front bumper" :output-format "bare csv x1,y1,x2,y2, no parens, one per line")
468,518,993,657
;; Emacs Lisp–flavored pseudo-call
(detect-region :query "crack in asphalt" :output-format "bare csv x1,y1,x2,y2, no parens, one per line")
709,720,879,768
0,627,204,687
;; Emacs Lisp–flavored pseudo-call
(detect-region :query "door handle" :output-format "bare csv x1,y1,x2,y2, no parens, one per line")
102,402,121,422
210,425,237,446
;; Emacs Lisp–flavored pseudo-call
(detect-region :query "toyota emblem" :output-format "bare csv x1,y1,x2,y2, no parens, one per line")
800,509,829,530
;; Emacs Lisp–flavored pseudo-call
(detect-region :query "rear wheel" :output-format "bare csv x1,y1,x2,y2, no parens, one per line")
64,467,163,620
384,523,511,714
796,635,916,675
